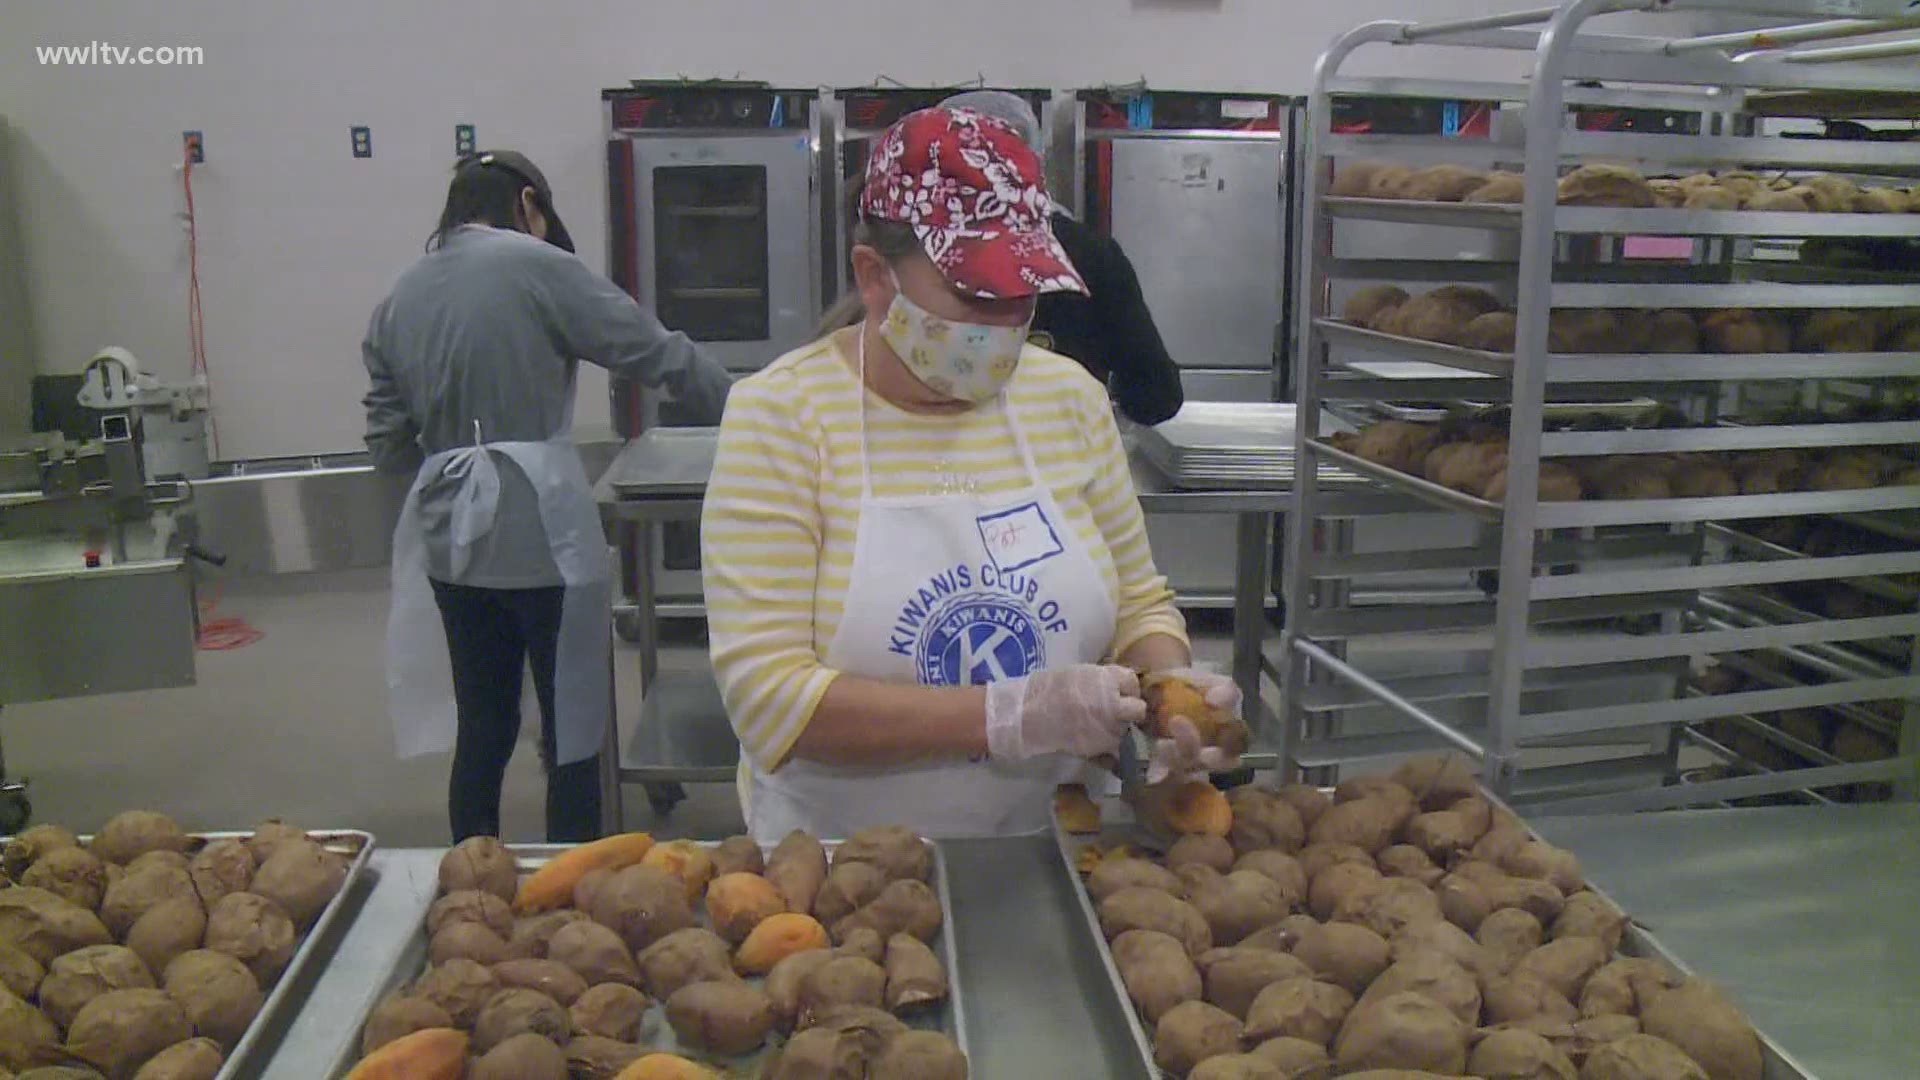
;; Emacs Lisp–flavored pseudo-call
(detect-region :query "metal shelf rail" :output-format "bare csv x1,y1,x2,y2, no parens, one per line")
1280,0,1920,811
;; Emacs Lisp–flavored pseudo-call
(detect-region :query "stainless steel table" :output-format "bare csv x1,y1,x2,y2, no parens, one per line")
593,433,1331,831
1534,804,1920,1080
253,839,1152,1079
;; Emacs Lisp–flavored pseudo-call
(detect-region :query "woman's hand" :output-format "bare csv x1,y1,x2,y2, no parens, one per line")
1144,666,1243,784
984,665,1148,760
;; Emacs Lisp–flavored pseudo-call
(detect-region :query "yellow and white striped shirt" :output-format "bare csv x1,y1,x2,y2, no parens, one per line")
702,327,1187,772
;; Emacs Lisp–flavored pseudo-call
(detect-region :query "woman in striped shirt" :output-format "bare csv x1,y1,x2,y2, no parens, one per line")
701,107,1240,841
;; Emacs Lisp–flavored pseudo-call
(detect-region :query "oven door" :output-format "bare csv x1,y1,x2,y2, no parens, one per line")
1103,136,1284,372
631,134,818,374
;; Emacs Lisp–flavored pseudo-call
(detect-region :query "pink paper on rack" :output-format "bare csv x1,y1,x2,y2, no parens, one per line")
1621,236,1697,260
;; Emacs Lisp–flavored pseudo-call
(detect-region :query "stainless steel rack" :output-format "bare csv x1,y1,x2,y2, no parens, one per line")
1280,0,1920,811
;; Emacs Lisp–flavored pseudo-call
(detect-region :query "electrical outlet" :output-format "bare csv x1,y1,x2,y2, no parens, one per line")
455,124,476,157
351,125,372,159
183,131,204,163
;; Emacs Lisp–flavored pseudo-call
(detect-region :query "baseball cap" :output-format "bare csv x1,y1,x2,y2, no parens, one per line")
938,90,1041,152
859,107,1085,300
464,149,575,254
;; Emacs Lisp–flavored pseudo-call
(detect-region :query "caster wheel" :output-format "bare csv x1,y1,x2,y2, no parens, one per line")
615,611,643,644
0,791,31,835
645,783,686,817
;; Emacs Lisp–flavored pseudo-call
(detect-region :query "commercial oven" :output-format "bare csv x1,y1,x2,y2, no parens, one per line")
603,83,826,606
1073,90,1297,605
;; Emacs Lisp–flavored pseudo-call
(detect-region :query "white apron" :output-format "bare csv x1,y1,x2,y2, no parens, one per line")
746,334,1118,841
387,423,611,766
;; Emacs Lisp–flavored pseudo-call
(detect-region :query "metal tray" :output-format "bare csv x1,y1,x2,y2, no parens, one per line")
606,427,720,498
1322,195,1920,239
33,828,378,1080
330,839,968,1077
1052,804,1817,1080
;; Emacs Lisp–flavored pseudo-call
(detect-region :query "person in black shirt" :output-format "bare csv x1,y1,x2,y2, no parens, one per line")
942,92,1185,426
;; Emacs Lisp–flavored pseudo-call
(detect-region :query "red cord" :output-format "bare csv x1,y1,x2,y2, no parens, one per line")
183,143,220,458
196,582,263,651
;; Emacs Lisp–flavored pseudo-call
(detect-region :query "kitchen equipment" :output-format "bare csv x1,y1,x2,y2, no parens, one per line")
1073,88,1296,403
829,86,1057,301
603,82,825,604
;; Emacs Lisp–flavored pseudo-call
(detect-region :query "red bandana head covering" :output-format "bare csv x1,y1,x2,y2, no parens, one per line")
859,106,1087,300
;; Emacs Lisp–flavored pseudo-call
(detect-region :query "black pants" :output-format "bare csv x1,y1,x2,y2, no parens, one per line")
429,580,602,843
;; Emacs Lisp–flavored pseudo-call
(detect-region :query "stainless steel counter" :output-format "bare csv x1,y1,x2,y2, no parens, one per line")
252,839,1150,1080
1534,804,1919,1080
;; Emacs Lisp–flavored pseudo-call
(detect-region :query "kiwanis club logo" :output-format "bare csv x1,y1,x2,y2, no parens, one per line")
915,592,1046,687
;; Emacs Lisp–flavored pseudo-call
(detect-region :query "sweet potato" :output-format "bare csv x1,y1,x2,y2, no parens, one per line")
640,841,716,905
829,879,941,945
1197,946,1312,1020
1226,787,1306,855
1154,999,1244,1078
814,861,890,925
1088,857,1184,902
1099,887,1212,957
361,994,455,1056
882,931,947,1012
1468,1027,1577,1080
346,1026,468,1080
706,873,786,945
637,928,738,1000
1309,861,1383,922
1231,850,1308,909
1356,951,1481,1027
1376,846,1442,888
587,865,694,952
1510,937,1609,1001
831,826,931,883
1243,977,1355,1046
1552,891,1627,952
1306,799,1400,854
1273,784,1332,828
1153,781,1235,838
1292,921,1390,996
1581,1034,1708,1080
765,831,829,916
1332,991,1469,1075
1477,907,1547,974
664,980,774,1056
1579,958,1683,1019
1639,979,1761,1080
710,836,764,877
513,834,653,914
569,983,650,1042
1191,871,1289,946
736,913,830,975
1169,834,1237,875
1484,971,1578,1026
614,1054,721,1080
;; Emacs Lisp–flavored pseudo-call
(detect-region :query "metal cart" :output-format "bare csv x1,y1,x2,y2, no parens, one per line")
1279,0,1920,810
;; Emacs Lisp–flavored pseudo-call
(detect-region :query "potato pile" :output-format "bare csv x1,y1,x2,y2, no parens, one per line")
0,811,351,1079
1079,757,1765,1079
1343,285,1920,359
1334,414,1919,505
350,829,963,1080
1331,159,1920,212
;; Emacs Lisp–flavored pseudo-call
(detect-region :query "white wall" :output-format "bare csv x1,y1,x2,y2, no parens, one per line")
3,0,1689,459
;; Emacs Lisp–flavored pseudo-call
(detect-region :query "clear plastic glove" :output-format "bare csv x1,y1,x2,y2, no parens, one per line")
1144,666,1244,784
984,665,1148,761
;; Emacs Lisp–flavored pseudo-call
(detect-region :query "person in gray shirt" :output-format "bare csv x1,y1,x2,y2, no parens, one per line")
363,149,732,842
